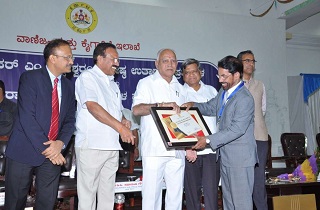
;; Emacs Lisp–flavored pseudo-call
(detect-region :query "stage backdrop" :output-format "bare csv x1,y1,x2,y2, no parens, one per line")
0,0,289,155
0,49,219,108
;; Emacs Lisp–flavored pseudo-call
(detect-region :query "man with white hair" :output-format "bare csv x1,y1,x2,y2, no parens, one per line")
133,48,186,210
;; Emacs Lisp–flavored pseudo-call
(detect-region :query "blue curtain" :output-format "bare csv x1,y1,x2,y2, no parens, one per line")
300,74,320,102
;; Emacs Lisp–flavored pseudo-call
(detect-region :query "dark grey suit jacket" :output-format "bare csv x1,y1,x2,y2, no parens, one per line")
195,84,258,168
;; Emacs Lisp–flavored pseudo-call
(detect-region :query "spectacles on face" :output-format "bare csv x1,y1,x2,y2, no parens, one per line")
54,54,75,61
242,59,257,64
218,73,232,80
161,59,177,64
183,70,200,76
103,54,120,64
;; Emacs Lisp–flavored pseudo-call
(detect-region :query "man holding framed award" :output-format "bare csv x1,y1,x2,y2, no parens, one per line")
132,48,186,210
182,56,258,210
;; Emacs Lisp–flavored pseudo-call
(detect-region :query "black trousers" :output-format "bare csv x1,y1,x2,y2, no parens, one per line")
184,153,220,210
253,141,268,210
5,157,61,210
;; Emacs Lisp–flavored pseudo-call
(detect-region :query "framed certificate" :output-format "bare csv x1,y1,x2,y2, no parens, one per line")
150,107,212,149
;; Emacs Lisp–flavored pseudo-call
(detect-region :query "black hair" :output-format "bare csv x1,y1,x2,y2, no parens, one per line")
93,42,116,64
43,39,70,63
0,80,5,95
181,58,201,72
218,55,243,79
237,50,254,61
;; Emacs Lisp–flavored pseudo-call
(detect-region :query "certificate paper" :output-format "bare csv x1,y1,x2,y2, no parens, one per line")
167,111,202,138
150,107,211,149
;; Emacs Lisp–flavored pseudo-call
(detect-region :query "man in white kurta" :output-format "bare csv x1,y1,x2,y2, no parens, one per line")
132,49,186,210
75,43,135,210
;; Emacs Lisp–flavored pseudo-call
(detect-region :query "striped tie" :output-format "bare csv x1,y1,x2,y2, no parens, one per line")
48,78,59,140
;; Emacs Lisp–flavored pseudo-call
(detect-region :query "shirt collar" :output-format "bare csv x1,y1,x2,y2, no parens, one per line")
183,80,203,90
226,80,243,95
243,77,253,85
46,66,62,82
93,64,115,82
153,70,179,84
108,75,115,82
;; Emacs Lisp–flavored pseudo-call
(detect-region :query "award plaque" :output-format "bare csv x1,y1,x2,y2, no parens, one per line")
150,107,212,149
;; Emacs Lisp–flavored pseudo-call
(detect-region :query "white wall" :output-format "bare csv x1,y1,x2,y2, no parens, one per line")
105,0,320,163
286,13,320,76
286,47,320,76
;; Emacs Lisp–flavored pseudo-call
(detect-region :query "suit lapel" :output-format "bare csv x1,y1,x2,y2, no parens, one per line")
225,85,244,106
41,68,53,94
59,77,67,126
40,68,54,118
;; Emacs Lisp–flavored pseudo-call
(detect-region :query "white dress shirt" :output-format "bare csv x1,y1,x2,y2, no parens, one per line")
132,71,186,157
184,81,218,155
47,66,62,110
75,65,123,150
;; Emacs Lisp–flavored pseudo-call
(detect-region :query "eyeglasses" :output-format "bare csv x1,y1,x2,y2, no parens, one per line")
161,59,177,64
183,70,200,76
103,54,120,63
54,54,75,61
218,74,232,80
242,59,257,64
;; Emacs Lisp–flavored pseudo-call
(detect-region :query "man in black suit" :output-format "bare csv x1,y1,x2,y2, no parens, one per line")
0,80,17,137
5,39,76,210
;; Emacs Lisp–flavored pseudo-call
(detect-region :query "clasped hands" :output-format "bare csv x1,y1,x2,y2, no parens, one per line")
158,102,181,112
119,118,135,145
42,140,66,165
186,136,208,163
181,102,208,151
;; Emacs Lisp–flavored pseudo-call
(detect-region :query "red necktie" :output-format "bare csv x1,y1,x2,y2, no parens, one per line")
48,78,59,140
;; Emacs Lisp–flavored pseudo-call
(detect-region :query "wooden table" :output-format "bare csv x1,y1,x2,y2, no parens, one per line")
266,181,320,210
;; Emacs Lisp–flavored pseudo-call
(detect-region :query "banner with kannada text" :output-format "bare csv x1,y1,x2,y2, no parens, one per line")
0,49,220,109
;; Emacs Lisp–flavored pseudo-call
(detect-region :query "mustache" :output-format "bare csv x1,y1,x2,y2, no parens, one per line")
112,65,119,71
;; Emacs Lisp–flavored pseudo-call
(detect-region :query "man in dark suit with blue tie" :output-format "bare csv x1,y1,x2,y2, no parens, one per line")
183,56,258,210
5,39,76,210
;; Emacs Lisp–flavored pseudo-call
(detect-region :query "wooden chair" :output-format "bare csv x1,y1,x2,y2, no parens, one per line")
117,139,139,207
265,134,293,178
118,139,135,174
0,138,8,184
280,133,308,168
0,137,8,208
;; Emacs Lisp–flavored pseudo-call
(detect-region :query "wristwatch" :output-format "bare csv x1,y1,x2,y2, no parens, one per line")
206,139,210,144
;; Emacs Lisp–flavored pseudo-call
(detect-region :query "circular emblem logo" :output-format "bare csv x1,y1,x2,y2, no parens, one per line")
65,2,98,34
